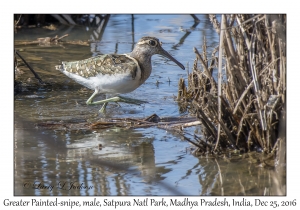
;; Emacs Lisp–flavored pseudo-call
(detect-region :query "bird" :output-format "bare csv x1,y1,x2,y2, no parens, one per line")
56,36,185,113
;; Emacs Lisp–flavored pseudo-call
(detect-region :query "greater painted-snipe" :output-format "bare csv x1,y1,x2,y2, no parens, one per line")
56,36,185,113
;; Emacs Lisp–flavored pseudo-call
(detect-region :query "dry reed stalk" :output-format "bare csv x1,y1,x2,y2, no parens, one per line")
177,14,286,161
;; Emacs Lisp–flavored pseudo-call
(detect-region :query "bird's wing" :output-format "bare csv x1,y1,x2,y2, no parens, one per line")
58,54,139,79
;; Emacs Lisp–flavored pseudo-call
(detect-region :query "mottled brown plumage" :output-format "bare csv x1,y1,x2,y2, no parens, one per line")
61,54,139,79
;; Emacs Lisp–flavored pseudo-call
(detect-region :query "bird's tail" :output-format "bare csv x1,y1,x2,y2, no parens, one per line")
55,64,64,72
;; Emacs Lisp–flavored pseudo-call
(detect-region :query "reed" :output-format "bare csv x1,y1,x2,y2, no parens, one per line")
178,15,286,160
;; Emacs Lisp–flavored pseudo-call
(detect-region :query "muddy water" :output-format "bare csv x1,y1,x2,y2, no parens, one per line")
14,14,285,195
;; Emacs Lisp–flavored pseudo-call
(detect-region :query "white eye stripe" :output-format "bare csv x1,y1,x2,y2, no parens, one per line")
137,40,148,45
137,39,157,46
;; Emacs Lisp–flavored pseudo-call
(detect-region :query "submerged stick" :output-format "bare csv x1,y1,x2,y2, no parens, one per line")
15,50,45,84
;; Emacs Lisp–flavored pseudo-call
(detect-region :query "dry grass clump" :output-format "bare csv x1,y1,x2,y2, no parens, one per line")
178,14,286,160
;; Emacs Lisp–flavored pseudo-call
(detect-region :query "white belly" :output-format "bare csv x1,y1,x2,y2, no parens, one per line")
62,69,142,95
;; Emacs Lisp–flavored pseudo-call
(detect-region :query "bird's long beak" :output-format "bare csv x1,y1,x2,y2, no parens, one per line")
159,47,185,70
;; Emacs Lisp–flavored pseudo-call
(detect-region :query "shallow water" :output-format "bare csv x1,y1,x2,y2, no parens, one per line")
14,14,285,196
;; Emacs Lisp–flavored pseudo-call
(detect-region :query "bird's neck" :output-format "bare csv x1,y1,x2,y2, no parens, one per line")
129,49,152,83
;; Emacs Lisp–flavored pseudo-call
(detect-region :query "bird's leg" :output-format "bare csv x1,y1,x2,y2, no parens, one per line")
89,96,147,105
86,90,98,105
86,91,147,113
99,102,108,113
117,96,148,105
85,90,108,113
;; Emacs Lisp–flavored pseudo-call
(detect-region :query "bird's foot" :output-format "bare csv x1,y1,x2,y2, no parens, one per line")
117,96,147,105
114,102,121,107
99,102,108,113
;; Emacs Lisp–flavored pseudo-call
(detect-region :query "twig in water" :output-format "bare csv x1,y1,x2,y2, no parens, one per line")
15,50,45,84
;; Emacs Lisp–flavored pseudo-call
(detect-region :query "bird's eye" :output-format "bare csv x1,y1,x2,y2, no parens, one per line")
149,40,156,46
